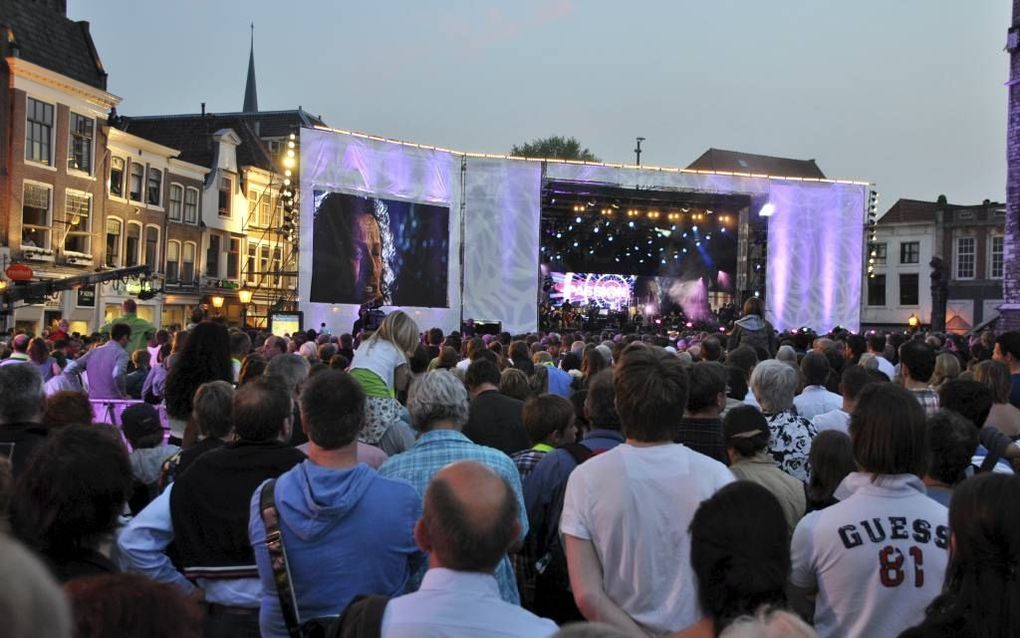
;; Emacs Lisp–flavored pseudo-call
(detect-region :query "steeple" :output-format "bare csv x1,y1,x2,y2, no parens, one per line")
242,23,258,113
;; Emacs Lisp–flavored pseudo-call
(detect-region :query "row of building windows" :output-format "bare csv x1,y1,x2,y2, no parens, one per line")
867,274,918,308
26,97,96,175
871,238,1004,281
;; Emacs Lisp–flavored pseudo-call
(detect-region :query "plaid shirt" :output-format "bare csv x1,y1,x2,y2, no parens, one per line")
510,446,551,481
378,429,528,604
909,387,940,417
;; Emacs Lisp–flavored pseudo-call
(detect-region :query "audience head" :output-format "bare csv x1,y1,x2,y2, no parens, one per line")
165,321,233,418
12,426,132,559
417,461,520,573
65,573,203,638
42,391,93,429
407,370,470,432
499,368,532,402
806,430,856,505
867,334,886,354
10,333,29,353
742,297,764,318
933,473,1020,636
522,394,576,446
725,345,758,379
371,310,420,358
971,360,1013,405
690,482,790,631
0,364,45,424
27,337,50,364
686,362,728,415
898,340,936,384
750,359,799,413
719,607,819,638
925,410,978,488
938,378,993,430
228,330,252,359
0,538,71,638
849,383,927,477
932,352,962,387
110,323,131,345
130,348,150,370
121,403,164,450
838,364,870,405
775,345,797,366
993,331,1020,368
299,369,365,450
190,380,235,440
238,352,267,385
800,351,830,387
465,358,501,392
723,405,770,459
232,376,292,442
614,347,689,443
584,369,620,431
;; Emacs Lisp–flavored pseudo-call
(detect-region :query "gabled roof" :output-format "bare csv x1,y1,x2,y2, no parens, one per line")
0,0,107,89
686,148,826,179
878,198,942,224
120,109,324,172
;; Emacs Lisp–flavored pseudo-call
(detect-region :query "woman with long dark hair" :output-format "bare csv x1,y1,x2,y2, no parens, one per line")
804,430,857,512
11,426,132,582
164,322,233,445
900,473,1020,638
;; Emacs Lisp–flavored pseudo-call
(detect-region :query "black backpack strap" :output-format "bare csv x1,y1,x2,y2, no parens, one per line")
559,442,594,466
259,479,304,638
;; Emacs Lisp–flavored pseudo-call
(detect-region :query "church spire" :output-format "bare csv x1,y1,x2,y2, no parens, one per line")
242,23,258,113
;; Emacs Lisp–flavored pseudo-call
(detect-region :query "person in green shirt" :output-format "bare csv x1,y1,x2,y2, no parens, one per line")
100,299,155,359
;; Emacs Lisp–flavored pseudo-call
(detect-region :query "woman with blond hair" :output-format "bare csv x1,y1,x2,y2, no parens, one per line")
349,310,420,454
972,359,1020,437
931,352,962,391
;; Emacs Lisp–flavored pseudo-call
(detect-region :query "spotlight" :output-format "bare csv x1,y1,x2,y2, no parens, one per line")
575,216,582,223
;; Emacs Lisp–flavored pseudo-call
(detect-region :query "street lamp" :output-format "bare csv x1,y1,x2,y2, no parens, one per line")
211,295,225,309
238,288,253,329
907,314,920,330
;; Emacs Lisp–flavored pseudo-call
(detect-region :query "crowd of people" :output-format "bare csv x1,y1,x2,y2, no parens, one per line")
1,296,1019,638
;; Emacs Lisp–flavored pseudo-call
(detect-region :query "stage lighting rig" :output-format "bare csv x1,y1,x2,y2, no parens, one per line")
280,133,299,241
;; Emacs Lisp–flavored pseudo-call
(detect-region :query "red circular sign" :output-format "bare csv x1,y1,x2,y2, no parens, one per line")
6,263,34,281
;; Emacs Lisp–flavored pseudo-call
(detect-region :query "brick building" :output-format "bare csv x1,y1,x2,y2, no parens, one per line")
862,197,1005,332
0,0,119,333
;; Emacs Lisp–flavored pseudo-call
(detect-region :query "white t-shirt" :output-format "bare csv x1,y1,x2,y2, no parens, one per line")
791,472,949,638
794,386,843,420
560,443,734,634
350,339,406,389
811,408,850,435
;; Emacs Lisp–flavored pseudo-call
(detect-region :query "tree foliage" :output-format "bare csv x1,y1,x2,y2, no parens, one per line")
511,136,600,162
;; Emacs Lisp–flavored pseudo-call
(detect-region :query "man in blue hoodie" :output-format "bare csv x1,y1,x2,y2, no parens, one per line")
249,370,423,638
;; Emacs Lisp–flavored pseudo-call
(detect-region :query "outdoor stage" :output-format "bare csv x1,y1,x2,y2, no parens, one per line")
299,126,869,335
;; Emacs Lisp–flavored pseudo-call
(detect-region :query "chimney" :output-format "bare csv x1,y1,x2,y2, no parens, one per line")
201,102,206,117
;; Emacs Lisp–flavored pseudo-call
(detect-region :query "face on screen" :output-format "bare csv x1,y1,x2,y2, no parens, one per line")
351,212,384,304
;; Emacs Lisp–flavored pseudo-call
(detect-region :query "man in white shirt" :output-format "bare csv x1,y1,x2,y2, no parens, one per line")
560,346,734,635
811,364,869,435
867,334,896,380
379,461,557,638
790,383,949,638
793,352,842,420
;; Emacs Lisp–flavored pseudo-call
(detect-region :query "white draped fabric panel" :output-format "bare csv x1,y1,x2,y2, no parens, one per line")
301,127,867,335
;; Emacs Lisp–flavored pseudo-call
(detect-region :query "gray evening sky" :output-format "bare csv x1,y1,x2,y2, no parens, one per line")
72,0,1008,214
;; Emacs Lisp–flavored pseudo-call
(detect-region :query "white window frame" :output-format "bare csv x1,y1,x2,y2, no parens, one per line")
125,221,143,267
24,95,55,169
105,215,124,268
989,233,1005,280
166,240,181,283
184,187,199,224
246,242,258,285
62,189,93,256
144,224,161,271
954,236,976,281
21,180,53,250
168,183,184,221
109,156,126,200
128,162,145,203
218,176,232,217
67,111,95,176
182,241,197,284
146,167,163,208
